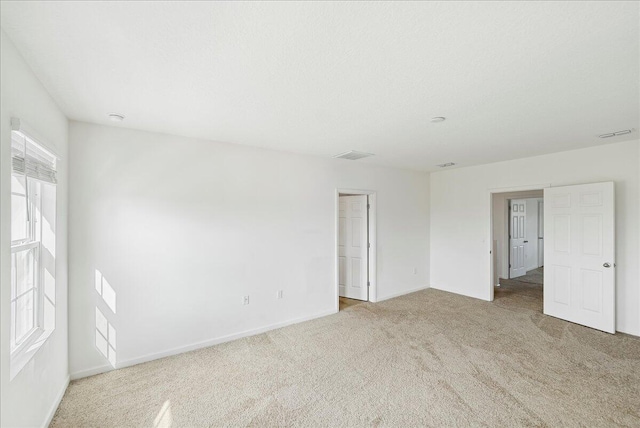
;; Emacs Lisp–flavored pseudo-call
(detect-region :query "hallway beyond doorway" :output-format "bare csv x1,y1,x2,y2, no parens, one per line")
496,268,544,312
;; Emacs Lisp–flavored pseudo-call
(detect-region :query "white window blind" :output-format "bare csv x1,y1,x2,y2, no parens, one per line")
11,125,58,184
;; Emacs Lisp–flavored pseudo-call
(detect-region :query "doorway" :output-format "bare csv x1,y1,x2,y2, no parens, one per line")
336,189,376,312
491,188,545,312
508,197,544,280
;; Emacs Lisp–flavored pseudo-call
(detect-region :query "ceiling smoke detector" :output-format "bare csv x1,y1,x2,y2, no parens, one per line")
333,151,375,161
598,129,632,138
108,113,125,122
437,162,456,168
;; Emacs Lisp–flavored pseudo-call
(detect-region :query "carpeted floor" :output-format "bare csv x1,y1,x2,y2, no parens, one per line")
512,267,544,285
496,268,544,312
52,288,640,427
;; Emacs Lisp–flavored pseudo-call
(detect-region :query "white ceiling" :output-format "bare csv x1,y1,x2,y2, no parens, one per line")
1,1,638,171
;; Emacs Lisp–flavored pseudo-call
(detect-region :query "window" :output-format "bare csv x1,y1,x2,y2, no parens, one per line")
10,177,42,352
9,120,58,378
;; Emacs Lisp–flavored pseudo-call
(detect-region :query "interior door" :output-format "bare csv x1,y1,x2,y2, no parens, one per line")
543,182,615,333
509,199,527,278
338,195,368,301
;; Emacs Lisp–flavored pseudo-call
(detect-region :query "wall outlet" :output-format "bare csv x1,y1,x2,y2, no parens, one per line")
277,290,284,299
242,295,250,305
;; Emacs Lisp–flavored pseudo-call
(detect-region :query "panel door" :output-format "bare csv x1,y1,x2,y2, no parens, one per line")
509,199,527,278
338,195,368,301
543,182,615,333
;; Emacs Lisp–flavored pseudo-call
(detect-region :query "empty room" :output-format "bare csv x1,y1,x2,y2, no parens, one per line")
1,1,639,427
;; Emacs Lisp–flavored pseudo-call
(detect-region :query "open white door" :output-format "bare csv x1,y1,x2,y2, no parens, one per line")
338,195,368,301
544,182,615,333
509,199,527,278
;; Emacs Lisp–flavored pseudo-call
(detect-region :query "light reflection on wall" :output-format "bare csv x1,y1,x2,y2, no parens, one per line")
95,307,116,367
95,269,116,313
95,269,117,367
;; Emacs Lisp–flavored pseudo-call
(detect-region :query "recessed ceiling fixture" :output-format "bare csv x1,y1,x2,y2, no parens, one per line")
598,129,632,138
437,162,456,168
108,113,125,122
333,151,375,161
431,117,446,123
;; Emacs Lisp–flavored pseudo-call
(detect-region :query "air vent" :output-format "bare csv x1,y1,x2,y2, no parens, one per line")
333,151,375,161
599,129,632,138
437,162,456,168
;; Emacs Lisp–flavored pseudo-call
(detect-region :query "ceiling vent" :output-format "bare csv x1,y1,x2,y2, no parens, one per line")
333,151,375,161
598,129,632,138
437,162,456,168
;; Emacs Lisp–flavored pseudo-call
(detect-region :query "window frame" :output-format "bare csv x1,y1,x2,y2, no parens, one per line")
9,177,45,356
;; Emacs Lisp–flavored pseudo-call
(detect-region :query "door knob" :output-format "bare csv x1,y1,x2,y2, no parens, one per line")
603,263,611,268
524,240,528,243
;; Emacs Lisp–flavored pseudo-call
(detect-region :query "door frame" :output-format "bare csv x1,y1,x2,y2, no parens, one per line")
488,184,549,301
335,189,377,311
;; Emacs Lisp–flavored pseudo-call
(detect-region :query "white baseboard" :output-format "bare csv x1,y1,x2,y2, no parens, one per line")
71,308,337,380
375,285,430,302
43,375,69,428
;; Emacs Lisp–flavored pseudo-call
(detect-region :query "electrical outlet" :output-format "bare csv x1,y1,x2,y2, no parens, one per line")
277,290,284,299
242,295,250,305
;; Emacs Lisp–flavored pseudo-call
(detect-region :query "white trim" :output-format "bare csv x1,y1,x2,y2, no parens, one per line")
43,375,69,428
375,285,430,302
71,308,337,380
10,328,54,380
335,188,377,308
488,184,550,301
488,183,551,194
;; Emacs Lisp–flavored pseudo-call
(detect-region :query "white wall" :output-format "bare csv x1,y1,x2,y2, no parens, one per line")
68,121,430,378
0,31,69,427
431,139,640,336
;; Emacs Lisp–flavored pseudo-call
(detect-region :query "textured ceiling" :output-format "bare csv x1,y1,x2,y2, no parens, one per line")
1,1,638,171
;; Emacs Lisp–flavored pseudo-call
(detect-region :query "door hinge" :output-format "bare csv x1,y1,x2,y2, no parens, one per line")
368,243,371,248
509,264,511,268
367,281,370,287
367,204,370,209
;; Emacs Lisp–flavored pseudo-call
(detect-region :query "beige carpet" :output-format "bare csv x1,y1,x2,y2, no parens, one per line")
512,267,544,285
53,289,640,427
496,271,544,313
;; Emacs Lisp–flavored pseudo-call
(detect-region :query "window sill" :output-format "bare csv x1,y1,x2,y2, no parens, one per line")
10,327,54,381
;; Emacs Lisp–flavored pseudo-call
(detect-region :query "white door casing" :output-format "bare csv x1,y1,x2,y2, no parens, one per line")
338,195,368,301
509,199,527,278
543,182,615,333
538,200,544,268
